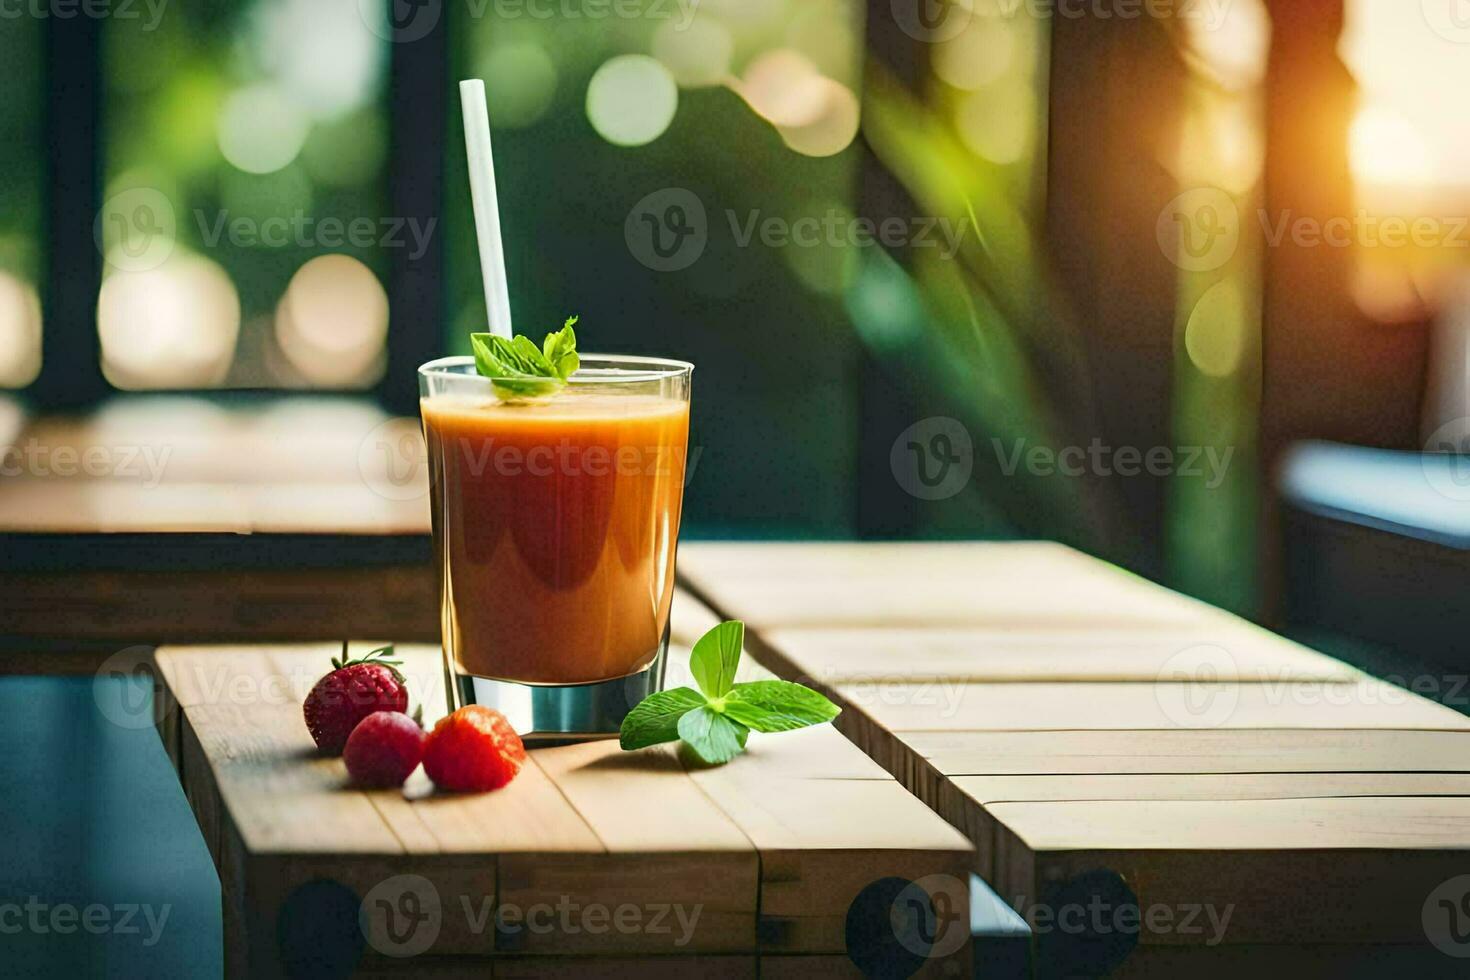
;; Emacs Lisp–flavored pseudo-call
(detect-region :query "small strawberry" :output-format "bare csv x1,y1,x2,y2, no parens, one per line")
343,711,426,788
422,706,526,792
303,644,410,755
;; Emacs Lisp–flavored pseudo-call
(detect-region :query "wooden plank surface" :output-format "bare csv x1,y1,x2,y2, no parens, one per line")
679,540,1470,962
151,590,973,976
901,729,1470,776
680,541,1227,629
754,624,1362,683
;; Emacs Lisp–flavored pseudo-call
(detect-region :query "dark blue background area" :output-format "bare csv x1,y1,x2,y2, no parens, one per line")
0,676,221,978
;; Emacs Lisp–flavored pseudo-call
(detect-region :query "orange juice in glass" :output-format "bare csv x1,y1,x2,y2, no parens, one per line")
418,354,692,739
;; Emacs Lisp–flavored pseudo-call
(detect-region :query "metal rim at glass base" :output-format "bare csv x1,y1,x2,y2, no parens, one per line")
449,628,670,745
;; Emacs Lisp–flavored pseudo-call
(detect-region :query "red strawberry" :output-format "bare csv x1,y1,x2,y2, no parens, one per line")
422,706,526,792
303,645,410,755
343,711,426,788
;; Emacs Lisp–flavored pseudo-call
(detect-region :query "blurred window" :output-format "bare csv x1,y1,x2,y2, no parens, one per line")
0,15,44,389
99,0,392,389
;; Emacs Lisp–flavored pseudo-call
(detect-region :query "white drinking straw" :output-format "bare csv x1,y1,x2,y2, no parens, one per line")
459,79,513,339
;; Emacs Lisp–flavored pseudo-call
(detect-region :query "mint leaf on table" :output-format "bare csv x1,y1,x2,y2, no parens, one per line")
470,318,580,399
618,619,840,766
689,620,743,699
677,706,749,765
619,686,707,751
722,680,841,733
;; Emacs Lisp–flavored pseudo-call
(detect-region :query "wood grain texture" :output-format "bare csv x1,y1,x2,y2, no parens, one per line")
754,624,1362,684
679,540,1470,957
150,590,973,975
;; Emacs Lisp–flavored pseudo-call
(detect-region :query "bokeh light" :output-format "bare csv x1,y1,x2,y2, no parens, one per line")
586,55,679,147
479,42,558,128
1170,95,1265,196
934,17,1016,91
1183,0,1270,92
251,0,384,119
779,78,860,158
274,254,388,387
217,84,310,174
0,271,42,388
1184,278,1252,378
1350,105,1438,188
652,18,735,88
956,86,1034,165
98,254,241,389
732,50,828,127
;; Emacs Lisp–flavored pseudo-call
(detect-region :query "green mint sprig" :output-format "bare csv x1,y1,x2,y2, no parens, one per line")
620,621,840,765
470,316,580,399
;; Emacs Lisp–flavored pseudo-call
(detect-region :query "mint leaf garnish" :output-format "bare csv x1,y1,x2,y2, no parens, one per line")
542,316,580,381
618,620,841,766
470,318,580,399
689,620,743,700
722,680,841,733
619,686,706,750
677,706,749,765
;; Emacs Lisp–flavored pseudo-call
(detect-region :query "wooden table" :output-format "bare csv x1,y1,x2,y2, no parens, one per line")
150,593,974,978
0,401,435,650
679,541,1470,977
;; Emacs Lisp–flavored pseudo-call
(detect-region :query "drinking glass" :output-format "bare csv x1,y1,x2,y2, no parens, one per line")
418,354,693,741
